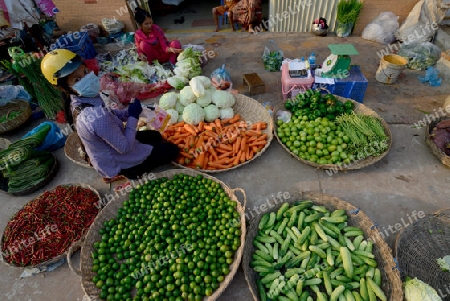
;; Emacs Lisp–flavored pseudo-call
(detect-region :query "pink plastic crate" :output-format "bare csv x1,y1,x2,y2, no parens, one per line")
281,63,314,100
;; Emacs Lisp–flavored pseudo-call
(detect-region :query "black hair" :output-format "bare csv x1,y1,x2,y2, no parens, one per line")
55,54,84,126
57,76,75,126
134,7,152,25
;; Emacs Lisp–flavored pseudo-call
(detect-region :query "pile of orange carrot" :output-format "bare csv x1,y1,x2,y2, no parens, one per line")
162,114,268,170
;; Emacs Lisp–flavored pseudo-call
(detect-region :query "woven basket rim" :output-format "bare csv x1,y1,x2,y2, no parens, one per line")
273,95,392,171
0,183,101,269
425,116,450,168
77,168,246,301
394,208,450,296
242,191,404,301
9,153,59,197
172,93,274,173
0,99,32,134
64,131,93,169
0,138,11,150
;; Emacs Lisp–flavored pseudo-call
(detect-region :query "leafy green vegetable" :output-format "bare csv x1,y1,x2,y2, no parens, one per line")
337,0,363,24
175,47,202,79
263,51,283,72
437,255,450,272
182,103,205,125
179,86,196,106
167,75,188,90
397,42,441,70
335,112,389,159
211,90,235,109
159,92,178,110
404,277,442,301
165,109,179,125
204,104,220,122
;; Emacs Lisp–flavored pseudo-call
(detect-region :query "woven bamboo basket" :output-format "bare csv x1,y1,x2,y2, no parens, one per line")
274,96,392,171
395,208,450,301
243,191,404,301
0,183,101,268
425,116,450,168
68,168,247,301
0,99,32,134
172,93,274,173
0,138,11,150
64,131,92,168
9,153,59,196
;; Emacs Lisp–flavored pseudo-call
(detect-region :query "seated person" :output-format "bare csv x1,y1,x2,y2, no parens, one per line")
212,0,240,32
232,0,262,33
40,49,179,182
134,7,182,64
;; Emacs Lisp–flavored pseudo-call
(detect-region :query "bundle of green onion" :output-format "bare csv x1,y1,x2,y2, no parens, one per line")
335,112,389,159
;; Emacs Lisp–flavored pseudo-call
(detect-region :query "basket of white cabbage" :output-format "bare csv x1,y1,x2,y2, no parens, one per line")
157,75,274,172
395,208,450,301
159,76,239,126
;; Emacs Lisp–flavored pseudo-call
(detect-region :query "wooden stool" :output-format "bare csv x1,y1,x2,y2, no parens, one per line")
243,73,265,95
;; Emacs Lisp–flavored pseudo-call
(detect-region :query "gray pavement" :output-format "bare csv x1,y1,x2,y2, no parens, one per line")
1,32,450,301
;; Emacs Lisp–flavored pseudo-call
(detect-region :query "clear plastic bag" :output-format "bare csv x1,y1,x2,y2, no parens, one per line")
276,110,292,123
0,85,32,102
397,42,442,70
361,12,399,44
139,105,171,133
210,64,232,90
262,40,284,71
101,18,124,34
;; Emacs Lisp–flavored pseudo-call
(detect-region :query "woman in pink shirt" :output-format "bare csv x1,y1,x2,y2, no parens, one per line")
134,8,182,64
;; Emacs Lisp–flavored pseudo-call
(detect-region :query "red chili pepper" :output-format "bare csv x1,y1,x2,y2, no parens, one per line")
1,185,100,266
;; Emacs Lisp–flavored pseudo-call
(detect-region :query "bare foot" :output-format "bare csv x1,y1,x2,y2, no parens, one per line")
214,27,220,32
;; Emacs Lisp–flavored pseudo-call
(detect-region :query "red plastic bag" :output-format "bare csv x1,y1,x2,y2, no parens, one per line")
85,58,100,75
99,73,172,105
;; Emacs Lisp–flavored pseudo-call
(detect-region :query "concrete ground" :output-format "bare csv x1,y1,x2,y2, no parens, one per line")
1,32,450,301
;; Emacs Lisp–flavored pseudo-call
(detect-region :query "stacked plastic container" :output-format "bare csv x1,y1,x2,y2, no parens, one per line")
281,61,315,100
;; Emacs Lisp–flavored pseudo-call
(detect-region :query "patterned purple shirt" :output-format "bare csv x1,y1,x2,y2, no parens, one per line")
71,95,152,178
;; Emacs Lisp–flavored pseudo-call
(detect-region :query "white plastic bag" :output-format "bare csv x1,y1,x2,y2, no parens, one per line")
396,0,450,43
362,12,399,44
102,18,124,34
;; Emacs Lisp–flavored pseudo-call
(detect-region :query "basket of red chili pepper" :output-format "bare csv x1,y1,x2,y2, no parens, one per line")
0,184,101,268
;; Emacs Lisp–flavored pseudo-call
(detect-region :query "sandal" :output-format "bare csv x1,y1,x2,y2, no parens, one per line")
102,175,128,184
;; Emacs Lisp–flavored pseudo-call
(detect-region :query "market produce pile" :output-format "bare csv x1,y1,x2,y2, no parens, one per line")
0,110,23,123
159,76,236,125
0,123,55,193
278,90,389,165
1,48,63,119
437,255,450,272
163,117,268,170
166,47,203,90
404,277,443,301
99,47,174,84
90,174,242,300
429,118,450,156
251,200,387,301
263,51,283,72
1,185,99,266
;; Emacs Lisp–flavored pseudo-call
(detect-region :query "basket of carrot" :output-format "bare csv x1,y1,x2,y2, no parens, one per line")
162,94,274,172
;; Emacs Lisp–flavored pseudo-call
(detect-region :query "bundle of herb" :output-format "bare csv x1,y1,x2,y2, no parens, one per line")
337,0,363,24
